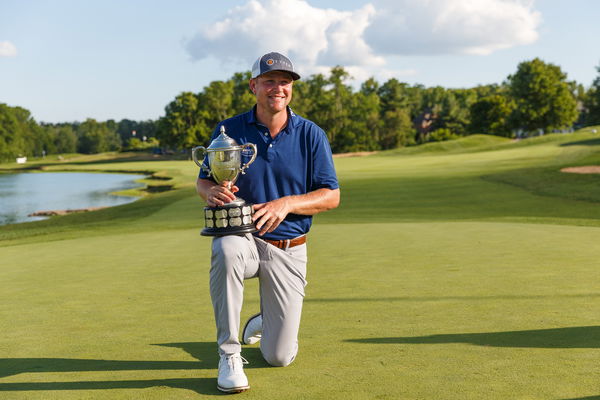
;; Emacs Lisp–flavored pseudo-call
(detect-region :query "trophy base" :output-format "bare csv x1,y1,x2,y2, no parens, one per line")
201,198,257,237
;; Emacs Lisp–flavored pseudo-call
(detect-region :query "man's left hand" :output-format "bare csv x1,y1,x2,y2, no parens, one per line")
252,198,290,236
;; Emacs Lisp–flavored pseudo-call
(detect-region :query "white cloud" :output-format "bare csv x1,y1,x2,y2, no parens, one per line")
0,41,17,57
185,0,540,82
365,0,540,56
185,0,383,77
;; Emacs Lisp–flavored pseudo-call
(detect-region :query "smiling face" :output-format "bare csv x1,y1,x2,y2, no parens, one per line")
249,70,294,116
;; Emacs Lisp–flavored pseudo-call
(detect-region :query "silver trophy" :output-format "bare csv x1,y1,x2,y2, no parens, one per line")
192,126,258,236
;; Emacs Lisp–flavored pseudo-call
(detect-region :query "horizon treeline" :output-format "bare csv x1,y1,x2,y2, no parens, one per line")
0,109,159,161
2,57,600,161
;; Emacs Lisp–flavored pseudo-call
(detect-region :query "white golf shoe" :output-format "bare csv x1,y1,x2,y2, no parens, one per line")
217,353,250,393
242,313,262,345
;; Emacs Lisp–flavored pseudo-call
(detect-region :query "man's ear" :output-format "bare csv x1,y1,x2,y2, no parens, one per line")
249,79,256,94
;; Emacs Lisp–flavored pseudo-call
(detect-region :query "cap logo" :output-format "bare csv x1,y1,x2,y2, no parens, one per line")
266,59,274,65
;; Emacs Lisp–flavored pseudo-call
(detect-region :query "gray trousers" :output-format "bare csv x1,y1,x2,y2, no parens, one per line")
210,233,307,367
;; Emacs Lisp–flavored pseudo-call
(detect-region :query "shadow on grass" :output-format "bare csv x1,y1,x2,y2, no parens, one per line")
347,326,600,349
560,138,600,147
560,396,600,400
0,341,268,395
0,378,222,395
306,293,600,303
155,342,270,369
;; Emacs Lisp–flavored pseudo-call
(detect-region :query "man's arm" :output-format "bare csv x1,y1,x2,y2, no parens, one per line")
252,188,340,236
196,178,238,207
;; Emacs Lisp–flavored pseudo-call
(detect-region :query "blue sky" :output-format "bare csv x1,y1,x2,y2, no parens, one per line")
0,0,598,123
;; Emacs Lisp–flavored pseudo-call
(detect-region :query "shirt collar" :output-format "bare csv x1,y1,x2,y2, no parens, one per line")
245,105,297,130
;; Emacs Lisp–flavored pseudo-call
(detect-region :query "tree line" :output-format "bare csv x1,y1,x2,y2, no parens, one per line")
0,109,158,161
157,57,598,153
2,57,600,161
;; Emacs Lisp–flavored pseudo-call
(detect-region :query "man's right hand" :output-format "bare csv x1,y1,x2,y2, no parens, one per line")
205,181,239,207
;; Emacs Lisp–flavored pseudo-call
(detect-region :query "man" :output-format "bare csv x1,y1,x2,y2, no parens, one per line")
196,51,340,393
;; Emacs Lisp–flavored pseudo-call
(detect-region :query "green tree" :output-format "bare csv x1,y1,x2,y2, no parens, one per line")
157,92,210,148
345,78,381,151
438,91,468,135
77,119,121,154
200,80,234,130
231,72,255,115
507,58,578,134
584,63,600,126
292,70,347,151
428,128,459,142
469,94,515,136
26,122,54,157
0,104,49,160
382,108,414,148
126,136,159,151
470,84,502,99
291,73,331,120
415,86,448,142
325,66,356,153
446,88,479,135
289,79,310,117
117,119,137,145
51,124,78,153
117,119,158,147
377,79,417,148
11,106,37,155
0,104,26,160
419,87,473,137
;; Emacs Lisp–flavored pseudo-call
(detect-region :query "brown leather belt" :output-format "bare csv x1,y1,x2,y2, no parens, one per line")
263,235,306,249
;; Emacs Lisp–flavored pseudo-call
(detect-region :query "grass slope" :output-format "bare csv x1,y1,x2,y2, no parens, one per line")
1,131,600,399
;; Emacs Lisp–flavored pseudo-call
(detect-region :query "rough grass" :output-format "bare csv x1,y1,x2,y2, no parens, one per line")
1,130,600,399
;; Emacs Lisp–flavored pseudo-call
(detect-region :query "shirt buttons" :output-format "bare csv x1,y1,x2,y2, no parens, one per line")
269,144,273,148
264,133,268,136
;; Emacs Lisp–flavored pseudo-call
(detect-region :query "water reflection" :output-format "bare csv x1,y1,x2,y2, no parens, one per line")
0,172,145,225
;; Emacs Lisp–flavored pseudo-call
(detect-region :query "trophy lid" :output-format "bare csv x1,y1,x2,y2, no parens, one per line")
207,126,239,150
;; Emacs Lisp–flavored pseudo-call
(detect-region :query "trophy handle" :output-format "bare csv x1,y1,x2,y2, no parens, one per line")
239,143,257,174
192,146,211,175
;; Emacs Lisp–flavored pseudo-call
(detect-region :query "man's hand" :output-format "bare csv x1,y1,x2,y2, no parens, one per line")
252,197,291,236
204,181,239,207
251,188,340,236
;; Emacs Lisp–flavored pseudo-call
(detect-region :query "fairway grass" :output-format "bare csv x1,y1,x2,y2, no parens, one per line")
1,132,600,399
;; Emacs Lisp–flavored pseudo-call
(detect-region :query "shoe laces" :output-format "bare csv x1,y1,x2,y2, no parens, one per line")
223,354,249,371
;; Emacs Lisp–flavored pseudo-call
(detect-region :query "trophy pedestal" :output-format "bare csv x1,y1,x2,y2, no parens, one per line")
201,198,257,236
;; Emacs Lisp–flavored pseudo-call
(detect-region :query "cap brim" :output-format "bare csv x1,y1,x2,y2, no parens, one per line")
253,69,300,81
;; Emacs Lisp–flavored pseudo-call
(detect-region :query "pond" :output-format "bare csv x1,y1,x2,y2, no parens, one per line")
0,172,146,226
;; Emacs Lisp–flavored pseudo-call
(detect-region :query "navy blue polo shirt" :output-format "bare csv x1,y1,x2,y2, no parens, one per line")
199,106,339,241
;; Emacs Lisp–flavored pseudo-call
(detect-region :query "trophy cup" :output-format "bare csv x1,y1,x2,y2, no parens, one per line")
192,126,258,236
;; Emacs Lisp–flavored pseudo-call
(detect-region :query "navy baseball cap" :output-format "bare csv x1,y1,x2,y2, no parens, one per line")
251,52,300,80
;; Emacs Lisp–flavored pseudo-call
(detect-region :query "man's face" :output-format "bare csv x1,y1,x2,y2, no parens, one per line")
250,71,294,114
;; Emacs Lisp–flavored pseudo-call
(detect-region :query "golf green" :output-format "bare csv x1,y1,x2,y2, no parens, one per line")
1,131,599,399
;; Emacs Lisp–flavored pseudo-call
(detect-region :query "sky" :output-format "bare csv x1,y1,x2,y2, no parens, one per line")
0,0,598,123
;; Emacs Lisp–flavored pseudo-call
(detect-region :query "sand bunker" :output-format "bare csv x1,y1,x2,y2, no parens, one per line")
29,206,107,217
333,151,377,158
561,166,600,174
